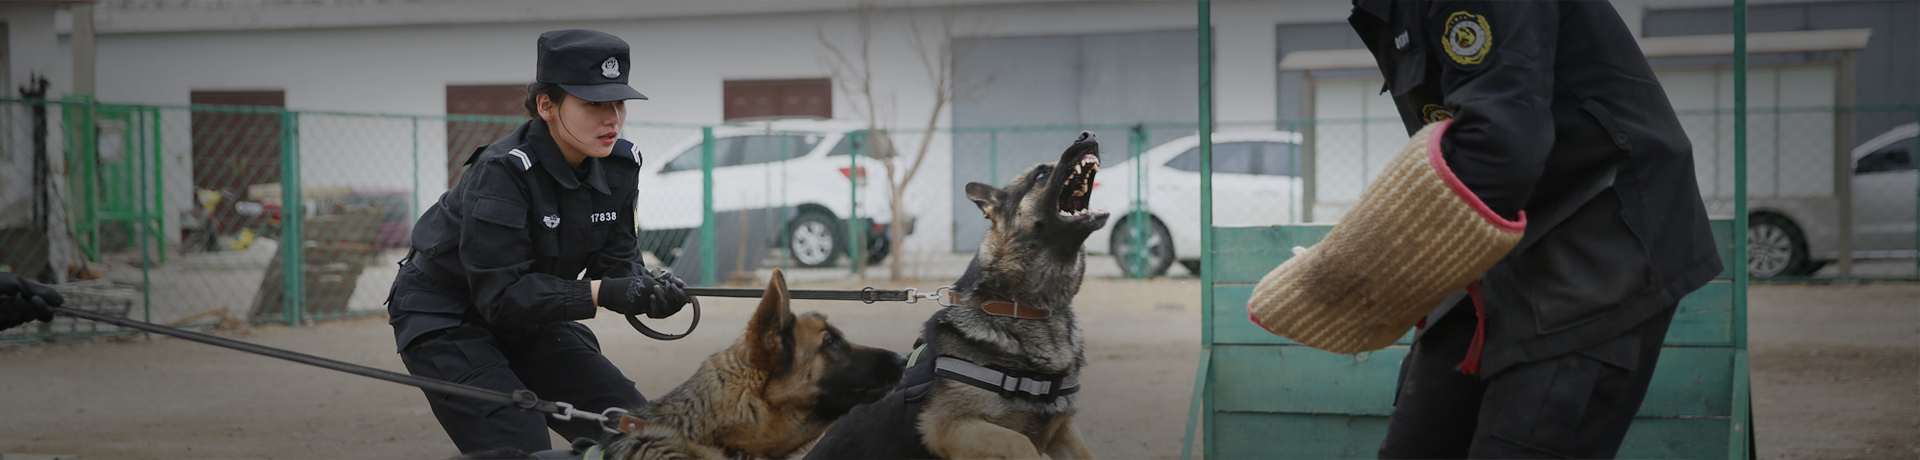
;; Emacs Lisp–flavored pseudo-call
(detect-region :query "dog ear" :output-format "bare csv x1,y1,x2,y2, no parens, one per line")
965,182,1003,221
747,268,795,373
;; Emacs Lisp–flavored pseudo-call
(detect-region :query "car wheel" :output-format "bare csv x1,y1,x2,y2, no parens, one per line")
787,212,843,268
866,226,891,265
1112,216,1174,278
1748,214,1813,278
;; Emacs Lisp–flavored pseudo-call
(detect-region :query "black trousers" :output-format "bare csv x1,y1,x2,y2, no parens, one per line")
1378,299,1676,459
399,322,645,454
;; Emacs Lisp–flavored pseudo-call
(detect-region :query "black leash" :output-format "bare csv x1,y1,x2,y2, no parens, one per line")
623,281,940,340
682,287,920,303
49,306,623,425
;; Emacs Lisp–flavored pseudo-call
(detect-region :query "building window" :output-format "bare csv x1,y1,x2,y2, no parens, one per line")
723,78,831,122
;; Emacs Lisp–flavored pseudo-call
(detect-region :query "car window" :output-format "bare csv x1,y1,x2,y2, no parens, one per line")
825,133,880,157
1163,141,1297,176
1251,142,1301,176
1855,139,1914,174
737,134,822,166
662,144,709,172
666,135,817,172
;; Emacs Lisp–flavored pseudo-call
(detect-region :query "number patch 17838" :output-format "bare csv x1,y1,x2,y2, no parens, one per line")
590,211,619,224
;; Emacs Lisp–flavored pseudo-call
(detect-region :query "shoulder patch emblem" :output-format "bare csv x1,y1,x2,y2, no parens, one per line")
1442,11,1492,66
543,214,561,229
1421,104,1455,123
507,149,534,171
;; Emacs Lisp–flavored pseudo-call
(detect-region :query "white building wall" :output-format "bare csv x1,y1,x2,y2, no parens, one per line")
77,0,1348,255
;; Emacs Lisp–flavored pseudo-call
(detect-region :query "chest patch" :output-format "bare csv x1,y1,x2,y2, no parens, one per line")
542,214,561,229
590,210,620,226
1443,11,1492,66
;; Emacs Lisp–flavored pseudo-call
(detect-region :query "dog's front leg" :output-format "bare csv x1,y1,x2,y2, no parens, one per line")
1042,418,1094,460
926,419,1043,460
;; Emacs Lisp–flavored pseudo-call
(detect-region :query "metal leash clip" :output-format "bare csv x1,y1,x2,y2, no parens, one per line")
901,285,956,307
595,407,631,434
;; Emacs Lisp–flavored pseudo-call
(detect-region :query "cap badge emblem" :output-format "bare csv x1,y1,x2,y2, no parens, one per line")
601,57,621,79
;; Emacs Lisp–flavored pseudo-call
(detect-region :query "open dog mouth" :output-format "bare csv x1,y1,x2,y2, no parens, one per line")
1057,153,1104,222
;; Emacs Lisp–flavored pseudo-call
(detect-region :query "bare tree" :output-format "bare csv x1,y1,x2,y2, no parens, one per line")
820,2,994,280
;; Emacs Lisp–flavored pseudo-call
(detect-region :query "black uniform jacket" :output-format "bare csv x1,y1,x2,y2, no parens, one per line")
389,119,646,351
1350,0,1722,376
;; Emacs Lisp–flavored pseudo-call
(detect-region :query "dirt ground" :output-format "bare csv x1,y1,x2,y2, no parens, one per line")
0,278,1914,459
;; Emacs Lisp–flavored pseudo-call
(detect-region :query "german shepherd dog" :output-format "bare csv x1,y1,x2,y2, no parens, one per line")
597,268,906,460
805,132,1107,459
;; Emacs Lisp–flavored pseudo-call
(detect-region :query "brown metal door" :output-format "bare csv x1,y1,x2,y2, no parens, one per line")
724,78,831,122
446,84,529,187
190,90,284,230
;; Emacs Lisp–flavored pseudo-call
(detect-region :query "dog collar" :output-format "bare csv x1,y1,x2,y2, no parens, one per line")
947,291,1051,320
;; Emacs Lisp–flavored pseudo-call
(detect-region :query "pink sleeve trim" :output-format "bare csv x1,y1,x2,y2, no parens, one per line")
1426,119,1527,234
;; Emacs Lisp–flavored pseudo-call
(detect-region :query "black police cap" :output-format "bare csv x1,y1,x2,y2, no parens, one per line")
536,29,648,102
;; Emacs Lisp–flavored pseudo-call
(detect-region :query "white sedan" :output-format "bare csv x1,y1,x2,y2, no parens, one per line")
1087,131,1304,277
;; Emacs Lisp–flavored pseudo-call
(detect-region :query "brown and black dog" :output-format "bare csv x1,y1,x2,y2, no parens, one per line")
600,268,905,460
806,132,1108,459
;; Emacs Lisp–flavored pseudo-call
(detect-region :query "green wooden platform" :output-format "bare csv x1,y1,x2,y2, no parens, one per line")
1192,220,1750,459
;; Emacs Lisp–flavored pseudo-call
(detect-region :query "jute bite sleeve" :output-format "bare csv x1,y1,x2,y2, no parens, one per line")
1246,120,1526,354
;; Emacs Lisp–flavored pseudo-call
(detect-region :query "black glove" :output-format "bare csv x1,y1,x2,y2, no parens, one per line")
599,271,694,319
650,271,692,319
0,273,63,331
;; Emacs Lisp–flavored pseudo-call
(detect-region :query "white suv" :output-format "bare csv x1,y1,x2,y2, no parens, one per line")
1086,131,1305,277
635,118,894,268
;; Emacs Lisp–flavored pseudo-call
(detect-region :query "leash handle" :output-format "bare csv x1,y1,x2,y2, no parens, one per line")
624,295,700,341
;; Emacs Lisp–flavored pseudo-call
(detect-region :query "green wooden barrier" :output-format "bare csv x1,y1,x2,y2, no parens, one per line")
1194,220,1750,459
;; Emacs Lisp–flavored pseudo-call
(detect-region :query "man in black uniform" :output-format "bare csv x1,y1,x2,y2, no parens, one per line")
387,29,691,454
1348,1,1723,457
0,273,64,332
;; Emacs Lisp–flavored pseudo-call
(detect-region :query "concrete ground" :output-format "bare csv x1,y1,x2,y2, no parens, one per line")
0,254,1913,459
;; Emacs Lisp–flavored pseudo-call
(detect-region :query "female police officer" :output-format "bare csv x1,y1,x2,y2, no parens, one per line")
387,29,690,454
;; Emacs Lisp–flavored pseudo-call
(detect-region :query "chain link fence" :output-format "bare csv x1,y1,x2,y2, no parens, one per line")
0,100,879,341
4,99,1913,340
955,106,1917,283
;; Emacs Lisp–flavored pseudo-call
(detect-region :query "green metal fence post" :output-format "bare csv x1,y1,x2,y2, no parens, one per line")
1188,1,1214,458
280,110,305,327
1731,3,1753,457
700,127,717,286
1121,123,1136,277
137,106,152,327
848,131,865,276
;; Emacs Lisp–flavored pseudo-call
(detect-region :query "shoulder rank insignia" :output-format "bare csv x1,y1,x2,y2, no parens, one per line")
505,148,535,171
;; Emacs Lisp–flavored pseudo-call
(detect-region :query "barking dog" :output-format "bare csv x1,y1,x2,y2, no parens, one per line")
805,132,1108,459
603,268,906,460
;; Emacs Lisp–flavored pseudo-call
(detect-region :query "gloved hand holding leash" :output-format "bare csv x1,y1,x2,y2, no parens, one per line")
598,269,700,340
0,272,65,332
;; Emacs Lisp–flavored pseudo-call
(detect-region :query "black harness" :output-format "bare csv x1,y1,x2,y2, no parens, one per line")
898,339,1080,405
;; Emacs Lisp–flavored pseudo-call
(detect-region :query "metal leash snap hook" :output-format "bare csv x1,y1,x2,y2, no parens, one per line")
933,285,957,307
549,401,577,421
902,287,920,304
597,407,631,433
